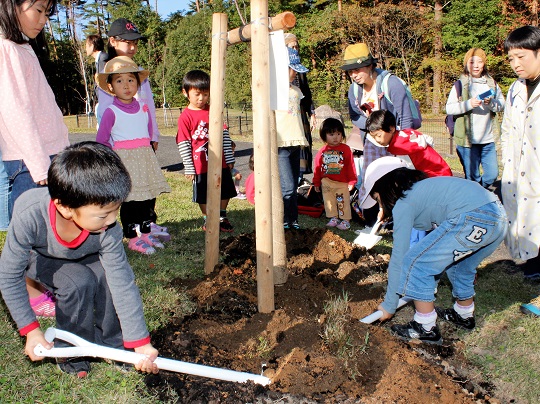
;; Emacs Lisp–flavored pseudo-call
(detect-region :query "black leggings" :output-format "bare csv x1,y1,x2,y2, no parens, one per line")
120,198,157,238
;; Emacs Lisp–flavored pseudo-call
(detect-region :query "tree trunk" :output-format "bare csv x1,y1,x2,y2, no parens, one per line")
532,0,538,26
431,0,443,115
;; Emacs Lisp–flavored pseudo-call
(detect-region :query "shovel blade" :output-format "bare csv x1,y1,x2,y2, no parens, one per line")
353,233,382,249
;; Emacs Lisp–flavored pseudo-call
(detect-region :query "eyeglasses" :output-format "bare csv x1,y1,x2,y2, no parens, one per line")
114,37,139,46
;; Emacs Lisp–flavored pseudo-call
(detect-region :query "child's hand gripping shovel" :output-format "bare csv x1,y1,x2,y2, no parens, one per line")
353,219,383,249
34,327,270,385
359,297,412,324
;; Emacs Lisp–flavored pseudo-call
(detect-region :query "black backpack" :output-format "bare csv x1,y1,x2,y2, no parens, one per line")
445,80,463,137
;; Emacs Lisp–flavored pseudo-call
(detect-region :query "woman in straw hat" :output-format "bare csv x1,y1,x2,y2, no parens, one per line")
96,56,170,255
445,47,504,187
359,156,507,344
340,42,417,226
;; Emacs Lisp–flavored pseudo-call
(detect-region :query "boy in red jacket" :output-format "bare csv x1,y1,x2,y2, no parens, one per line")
366,110,452,178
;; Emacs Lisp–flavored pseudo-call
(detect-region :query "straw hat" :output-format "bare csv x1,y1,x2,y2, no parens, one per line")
97,56,149,95
360,157,410,209
340,43,377,71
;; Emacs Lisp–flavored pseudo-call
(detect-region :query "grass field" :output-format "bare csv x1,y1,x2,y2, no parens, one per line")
0,117,537,402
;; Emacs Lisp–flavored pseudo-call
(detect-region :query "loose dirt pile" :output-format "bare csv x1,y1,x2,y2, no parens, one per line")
146,229,495,403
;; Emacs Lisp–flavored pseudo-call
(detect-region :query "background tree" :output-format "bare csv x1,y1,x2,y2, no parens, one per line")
38,0,535,116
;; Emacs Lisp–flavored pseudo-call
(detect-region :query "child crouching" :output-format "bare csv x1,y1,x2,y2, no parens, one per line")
312,118,357,230
0,142,159,378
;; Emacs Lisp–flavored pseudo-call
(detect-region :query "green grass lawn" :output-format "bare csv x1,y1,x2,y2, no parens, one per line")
0,122,538,402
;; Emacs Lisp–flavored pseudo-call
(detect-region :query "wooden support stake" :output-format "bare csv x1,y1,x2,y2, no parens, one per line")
204,13,228,274
251,0,275,313
270,111,288,285
227,11,296,45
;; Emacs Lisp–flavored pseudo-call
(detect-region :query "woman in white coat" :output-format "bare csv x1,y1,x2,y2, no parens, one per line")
501,26,540,315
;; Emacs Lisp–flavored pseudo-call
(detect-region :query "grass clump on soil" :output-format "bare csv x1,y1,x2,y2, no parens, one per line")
321,291,354,359
321,291,368,381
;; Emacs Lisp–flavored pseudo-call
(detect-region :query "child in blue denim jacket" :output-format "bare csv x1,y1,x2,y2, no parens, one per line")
360,157,507,344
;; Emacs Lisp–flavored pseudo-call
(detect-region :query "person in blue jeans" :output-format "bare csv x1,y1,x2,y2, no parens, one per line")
275,48,310,229
445,48,505,188
360,157,507,344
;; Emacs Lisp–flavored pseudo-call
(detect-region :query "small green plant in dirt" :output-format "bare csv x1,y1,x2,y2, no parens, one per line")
321,291,368,381
255,336,273,359
246,335,273,359
358,330,370,355
321,291,364,360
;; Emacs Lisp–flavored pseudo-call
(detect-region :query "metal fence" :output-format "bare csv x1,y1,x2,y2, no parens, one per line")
73,109,506,159
71,107,255,136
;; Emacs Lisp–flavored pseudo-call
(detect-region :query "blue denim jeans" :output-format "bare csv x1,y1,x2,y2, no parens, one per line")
470,142,498,188
4,157,52,219
456,144,498,188
398,201,507,302
0,153,10,231
456,145,474,180
278,146,301,225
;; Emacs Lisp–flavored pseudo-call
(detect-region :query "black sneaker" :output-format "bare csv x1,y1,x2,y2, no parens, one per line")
290,221,300,230
435,307,476,330
390,320,442,345
57,358,91,378
219,217,234,232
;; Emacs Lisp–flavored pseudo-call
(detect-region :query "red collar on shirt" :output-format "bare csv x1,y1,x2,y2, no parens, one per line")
48,200,90,248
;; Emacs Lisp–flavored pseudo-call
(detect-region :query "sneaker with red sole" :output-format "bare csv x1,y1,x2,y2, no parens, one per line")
57,358,91,378
30,290,56,317
128,237,156,255
219,217,234,232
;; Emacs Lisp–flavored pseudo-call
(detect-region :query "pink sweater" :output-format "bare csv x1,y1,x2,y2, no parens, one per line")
0,37,69,182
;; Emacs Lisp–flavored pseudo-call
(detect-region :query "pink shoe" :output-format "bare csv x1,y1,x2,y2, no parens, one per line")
30,290,56,317
326,217,340,227
336,220,350,230
140,233,164,249
150,222,168,233
150,222,171,242
128,237,156,255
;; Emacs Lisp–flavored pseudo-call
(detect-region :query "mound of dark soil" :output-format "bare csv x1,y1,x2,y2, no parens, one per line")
146,229,494,403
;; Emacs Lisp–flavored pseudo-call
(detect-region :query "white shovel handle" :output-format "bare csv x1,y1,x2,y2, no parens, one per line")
370,219,383,235
359,297,412,324
35,328,271,385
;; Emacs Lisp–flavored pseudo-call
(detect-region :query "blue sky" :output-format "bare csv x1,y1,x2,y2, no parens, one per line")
155,0,192,18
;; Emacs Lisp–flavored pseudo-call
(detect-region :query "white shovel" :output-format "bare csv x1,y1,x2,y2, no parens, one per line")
359,297,413,324
34,327,271,385
353,219,383,249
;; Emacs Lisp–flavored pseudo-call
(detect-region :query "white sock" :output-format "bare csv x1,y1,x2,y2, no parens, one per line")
454,302,474,318
413,309,437,331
